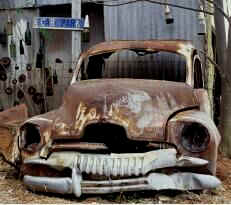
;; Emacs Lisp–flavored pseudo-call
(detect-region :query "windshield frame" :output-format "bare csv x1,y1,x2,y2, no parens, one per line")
71,41,195,86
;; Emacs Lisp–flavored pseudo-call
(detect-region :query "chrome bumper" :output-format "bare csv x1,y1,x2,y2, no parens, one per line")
23,149,221,197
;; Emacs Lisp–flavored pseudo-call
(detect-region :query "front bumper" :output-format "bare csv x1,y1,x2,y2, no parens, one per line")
23,149,221,197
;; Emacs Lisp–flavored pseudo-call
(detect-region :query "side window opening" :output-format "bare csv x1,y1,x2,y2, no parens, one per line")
193,55,203,89
86,56,105,79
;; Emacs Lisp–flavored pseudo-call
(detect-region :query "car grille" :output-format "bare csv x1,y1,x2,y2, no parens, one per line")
73,149,177,177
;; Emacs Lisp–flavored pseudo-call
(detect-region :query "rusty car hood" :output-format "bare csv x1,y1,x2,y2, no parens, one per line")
50,78,198,141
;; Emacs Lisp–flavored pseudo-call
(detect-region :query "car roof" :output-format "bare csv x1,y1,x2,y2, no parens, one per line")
81,40,195,58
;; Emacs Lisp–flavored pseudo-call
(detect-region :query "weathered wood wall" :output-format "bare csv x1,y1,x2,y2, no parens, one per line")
0,9,41,115
39,5,73,110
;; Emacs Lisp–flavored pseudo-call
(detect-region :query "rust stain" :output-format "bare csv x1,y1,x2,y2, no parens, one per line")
108,105,130,128
74,102,100,131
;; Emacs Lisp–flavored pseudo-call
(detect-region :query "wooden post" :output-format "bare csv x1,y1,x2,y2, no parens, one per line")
72,0,81,68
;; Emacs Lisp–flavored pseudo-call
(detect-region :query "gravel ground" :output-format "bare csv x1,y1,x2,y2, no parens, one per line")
0,154,230,204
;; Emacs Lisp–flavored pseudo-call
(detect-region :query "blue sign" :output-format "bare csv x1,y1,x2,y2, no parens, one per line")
33,17,84,30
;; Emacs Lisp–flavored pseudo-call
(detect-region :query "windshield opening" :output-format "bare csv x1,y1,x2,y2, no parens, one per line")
81,49,187,83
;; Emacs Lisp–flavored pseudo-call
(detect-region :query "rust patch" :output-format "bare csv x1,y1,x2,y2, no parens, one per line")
74,102,100,131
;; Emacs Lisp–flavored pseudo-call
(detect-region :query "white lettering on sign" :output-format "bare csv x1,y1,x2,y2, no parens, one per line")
33,17,84,30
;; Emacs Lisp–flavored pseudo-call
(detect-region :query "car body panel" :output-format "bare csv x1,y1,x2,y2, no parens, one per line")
0,40,222,197
52,79,198,140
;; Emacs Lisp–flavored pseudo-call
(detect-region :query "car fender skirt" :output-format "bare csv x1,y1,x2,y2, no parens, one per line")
23,172,221,197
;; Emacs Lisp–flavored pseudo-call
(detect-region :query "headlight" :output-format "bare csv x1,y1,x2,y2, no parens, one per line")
181,122,210,153
19,123,41,152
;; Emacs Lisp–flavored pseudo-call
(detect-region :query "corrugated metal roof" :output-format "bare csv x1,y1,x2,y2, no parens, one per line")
104,0,203,48
103,0,204,79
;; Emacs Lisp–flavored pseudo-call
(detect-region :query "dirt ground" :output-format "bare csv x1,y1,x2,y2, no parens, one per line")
0,154,231,204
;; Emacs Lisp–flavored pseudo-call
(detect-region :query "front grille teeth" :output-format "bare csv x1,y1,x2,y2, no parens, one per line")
73,149,178,177
24,149,178,178
76,154,145,177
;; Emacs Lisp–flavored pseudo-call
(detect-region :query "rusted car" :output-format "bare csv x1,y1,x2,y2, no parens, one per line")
0,40,221,197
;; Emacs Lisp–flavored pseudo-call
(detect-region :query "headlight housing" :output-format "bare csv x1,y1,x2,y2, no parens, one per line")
19,123,41,152
181,122,210,153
